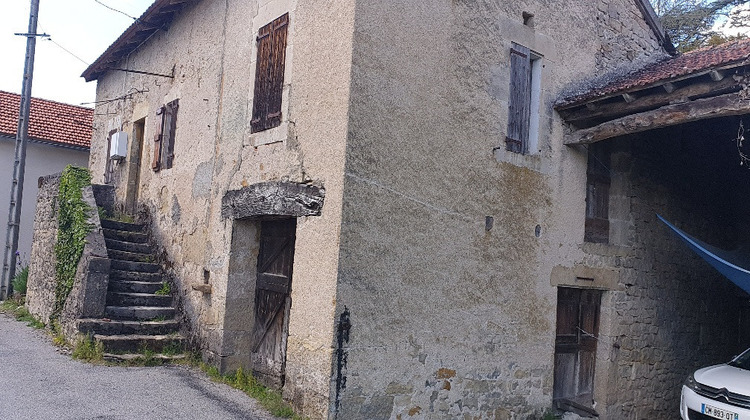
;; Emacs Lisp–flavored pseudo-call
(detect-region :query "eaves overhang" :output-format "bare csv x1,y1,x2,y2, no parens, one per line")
555,39,750,145
81,0,193,82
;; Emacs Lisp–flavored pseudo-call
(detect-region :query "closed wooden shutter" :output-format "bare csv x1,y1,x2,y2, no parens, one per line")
506,43,532,154
251,13,289,133
152,106,164,171
584,144,611,243
163,99,179,169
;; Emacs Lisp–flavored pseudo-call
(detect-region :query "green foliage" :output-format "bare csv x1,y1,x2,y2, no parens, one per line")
197,363,303,419
0,299,44,328
154,282,171,296
52,166,92,320
72,333,103,361
11,265,29,296
653,0,749,52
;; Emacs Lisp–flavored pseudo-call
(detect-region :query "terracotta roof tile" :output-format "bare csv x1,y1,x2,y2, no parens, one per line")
559,38,750,107
0,91,92,149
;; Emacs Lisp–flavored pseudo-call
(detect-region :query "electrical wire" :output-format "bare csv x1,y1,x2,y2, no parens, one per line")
94,0,137,21
37,23,90,66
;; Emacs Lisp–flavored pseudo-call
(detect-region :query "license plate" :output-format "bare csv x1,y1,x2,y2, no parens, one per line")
702,403,739,420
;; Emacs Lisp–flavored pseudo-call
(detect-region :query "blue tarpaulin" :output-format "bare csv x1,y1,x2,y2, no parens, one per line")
658,214,750,295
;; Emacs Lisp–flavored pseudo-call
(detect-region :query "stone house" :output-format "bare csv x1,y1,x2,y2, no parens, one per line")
75,0,750,418
0,91,91,270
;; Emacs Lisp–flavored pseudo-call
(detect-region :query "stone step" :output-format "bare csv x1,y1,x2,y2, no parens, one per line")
110,259,160,273
110,270,162,283
108,249,155,263
109,280,163,294
103,228,149,244
105,306,175,321
103,353,186,363
107,292,172,307
100,219,145,232
105,238,151,254
78,318,179,336
94,333,184,353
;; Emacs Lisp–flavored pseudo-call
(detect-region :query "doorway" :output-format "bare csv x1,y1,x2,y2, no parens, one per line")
125,118,145,214
553,287,603,415
250,218,296,387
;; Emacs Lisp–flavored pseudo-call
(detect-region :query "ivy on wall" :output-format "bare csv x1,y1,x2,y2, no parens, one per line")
51,165,92,320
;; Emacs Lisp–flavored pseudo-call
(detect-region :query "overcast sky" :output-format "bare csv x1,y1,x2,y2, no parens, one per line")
0,0,153,107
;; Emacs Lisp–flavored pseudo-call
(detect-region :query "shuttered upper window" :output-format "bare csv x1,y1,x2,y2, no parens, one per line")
584,143,610,244
506,43,541,154
251,13,289,134
152,99,179,171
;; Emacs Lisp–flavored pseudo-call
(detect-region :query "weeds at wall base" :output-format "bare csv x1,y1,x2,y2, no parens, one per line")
196,361,304,419
0,299,45,329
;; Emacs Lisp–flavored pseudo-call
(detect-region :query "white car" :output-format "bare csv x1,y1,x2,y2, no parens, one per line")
681,348,750,420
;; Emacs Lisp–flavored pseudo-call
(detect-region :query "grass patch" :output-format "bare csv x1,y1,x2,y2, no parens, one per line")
71,333,103,362
154,282,171,296
198,363,304,419
11,265,29,296
0,299,45,329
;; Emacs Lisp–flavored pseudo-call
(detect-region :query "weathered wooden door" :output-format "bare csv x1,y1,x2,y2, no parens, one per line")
250,219,296,388
553,287,602,415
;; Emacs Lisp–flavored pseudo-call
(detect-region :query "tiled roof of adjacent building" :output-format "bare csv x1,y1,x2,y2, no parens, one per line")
559,38,750,107
0,90,92,149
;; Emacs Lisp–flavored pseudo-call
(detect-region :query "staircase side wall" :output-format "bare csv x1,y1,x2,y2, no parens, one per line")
26,174,62,325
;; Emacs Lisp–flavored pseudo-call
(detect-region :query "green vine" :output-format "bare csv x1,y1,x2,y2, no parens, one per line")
51,166,93,320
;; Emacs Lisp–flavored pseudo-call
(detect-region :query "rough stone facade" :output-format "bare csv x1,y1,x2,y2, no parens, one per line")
80,1,746,419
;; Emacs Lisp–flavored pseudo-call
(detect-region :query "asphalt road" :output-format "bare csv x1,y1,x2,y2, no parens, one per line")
0,313,281,420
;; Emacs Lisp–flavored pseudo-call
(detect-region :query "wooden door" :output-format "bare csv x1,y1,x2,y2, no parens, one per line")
125,119,145,214
553,287,602,415
250,219,296,388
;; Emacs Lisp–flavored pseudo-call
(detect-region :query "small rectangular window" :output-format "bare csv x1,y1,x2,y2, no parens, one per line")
251,13,289,133
584,144,610,244
152,99,179,172
506,43,542,154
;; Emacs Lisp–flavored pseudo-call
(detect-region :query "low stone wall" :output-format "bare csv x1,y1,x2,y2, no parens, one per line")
26,176,109,337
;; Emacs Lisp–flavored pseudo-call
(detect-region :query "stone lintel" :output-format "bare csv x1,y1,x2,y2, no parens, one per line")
550,264,624,291
221,182,325,220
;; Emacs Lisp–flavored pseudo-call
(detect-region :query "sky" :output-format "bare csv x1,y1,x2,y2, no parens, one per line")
0,0,154,107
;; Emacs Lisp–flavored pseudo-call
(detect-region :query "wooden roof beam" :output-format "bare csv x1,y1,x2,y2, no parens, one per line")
564,92,750,145
558,76,740,126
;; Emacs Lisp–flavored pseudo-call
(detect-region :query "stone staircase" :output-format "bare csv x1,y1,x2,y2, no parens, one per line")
77,218,184,361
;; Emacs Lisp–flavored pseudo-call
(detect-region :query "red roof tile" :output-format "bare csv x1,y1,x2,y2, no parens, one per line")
0,91,92,149
559,38,750,107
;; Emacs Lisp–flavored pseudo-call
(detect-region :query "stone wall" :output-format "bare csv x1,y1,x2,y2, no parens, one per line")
26,174,110,339
332,0,668,418
26,174,61,325
587,120,750,418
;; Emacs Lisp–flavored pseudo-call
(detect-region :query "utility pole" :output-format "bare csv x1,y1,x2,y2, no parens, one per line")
1,0,44,300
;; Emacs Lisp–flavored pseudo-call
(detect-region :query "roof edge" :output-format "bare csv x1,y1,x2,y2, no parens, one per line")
634,0,678,55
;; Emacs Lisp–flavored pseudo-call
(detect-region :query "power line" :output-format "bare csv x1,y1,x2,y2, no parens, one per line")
46,38,90,66
94,0,137,21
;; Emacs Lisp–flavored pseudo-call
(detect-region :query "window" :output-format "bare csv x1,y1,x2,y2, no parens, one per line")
152,99,178,171
584,144,610,243
506,43,542,154
251,13,289,133
553,287,602,415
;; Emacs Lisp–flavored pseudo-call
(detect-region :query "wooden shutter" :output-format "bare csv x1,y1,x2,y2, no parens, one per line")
163,99,179,169
152,106,164,171
584,144,611,243
251,13,289,133
506,43,532,154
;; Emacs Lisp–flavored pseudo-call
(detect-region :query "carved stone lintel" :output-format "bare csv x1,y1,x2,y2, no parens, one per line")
221,182,325,220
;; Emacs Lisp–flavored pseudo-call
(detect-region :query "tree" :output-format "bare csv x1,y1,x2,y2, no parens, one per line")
651,0,749,52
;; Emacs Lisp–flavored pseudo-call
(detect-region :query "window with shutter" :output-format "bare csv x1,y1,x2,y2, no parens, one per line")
506,43,541,154
152,99,179,172
584,144,610,244
251,13,289,134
